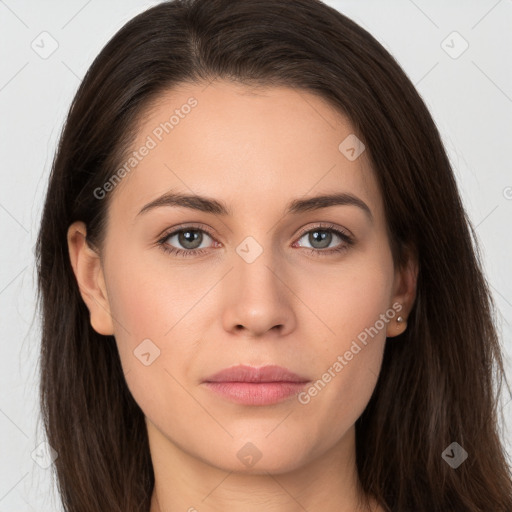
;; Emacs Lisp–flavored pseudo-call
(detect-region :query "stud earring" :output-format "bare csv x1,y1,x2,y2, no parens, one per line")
396,315,407,334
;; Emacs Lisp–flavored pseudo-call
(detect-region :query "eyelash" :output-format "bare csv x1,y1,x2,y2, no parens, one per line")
156,222,354,258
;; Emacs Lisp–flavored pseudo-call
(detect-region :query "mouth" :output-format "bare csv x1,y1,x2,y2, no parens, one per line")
202,364,310,406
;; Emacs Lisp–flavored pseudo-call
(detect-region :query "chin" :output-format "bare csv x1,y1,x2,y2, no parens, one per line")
203,436,313,475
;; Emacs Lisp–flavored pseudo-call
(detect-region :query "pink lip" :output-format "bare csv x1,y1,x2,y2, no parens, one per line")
202,365,310,405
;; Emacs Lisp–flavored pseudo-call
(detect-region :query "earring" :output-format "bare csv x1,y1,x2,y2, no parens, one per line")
396,314,407,334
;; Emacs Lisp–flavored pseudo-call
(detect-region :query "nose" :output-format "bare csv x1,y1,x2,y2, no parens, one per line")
220,246,297,338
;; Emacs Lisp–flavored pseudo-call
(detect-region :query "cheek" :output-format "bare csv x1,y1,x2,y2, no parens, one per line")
104,245,195,340
296,251,394,430
296,312,387,457
102,247,206,404
300,244,394,347
104,263,194,432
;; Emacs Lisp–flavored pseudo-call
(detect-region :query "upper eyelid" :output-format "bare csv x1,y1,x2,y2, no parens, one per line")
295,223,352,239
159,223,215,241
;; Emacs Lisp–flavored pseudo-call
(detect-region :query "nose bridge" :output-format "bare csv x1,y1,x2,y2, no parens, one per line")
232,233,283,295
220,231,296,335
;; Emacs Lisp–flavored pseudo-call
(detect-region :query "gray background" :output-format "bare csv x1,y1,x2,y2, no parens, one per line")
0,0,511,510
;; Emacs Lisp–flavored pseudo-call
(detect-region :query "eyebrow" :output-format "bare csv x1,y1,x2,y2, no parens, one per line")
137,190,373,223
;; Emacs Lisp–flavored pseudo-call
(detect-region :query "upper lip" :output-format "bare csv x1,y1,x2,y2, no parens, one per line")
203,364,309,383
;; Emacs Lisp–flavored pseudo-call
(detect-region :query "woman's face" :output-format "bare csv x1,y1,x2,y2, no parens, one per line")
69,80,416,475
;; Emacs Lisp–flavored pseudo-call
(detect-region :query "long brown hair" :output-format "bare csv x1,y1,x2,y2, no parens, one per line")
36,0,512,510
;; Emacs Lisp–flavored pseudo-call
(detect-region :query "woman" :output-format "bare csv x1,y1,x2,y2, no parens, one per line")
36,0,512,510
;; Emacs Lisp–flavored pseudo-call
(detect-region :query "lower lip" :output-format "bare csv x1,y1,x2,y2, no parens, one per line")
203,381,309,405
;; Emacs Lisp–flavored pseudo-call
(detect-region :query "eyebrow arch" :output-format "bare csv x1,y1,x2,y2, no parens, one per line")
137,190,373,223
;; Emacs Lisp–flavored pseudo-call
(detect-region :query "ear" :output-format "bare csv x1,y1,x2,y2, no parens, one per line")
67,221,114,336
386,245,418,338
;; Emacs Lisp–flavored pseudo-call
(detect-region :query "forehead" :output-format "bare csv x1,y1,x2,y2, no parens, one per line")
110,80,383,225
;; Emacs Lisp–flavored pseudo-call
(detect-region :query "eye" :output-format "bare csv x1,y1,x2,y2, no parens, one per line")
157,224,216,258
292,223,354,256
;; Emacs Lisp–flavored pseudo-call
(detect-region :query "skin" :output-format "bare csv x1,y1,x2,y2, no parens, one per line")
67,80,417,512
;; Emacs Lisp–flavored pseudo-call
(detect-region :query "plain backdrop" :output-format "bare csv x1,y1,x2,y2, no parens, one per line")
0,0,511,510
